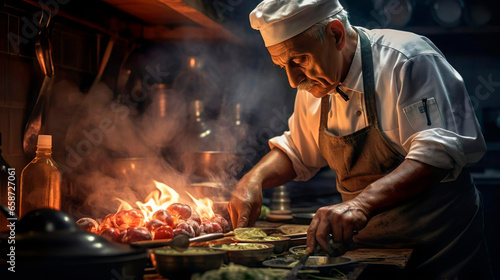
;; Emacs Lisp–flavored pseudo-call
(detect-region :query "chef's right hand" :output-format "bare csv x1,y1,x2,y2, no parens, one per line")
228,174,263,229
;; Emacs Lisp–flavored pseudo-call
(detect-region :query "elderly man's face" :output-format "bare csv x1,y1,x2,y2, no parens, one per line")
268,30,342,98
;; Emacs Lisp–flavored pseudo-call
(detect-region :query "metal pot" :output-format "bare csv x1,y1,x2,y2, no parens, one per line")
152,247,226,279
0,209,148,280
187,151,244,178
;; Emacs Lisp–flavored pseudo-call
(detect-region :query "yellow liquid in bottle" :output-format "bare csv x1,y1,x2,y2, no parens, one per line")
19,148,61,218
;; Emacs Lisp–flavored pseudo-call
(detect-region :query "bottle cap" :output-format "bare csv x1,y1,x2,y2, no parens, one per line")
37,135,52,149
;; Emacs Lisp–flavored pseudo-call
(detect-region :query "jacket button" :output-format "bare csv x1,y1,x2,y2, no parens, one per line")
356,110,362,116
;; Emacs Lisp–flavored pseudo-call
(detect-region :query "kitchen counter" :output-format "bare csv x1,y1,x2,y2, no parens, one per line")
143,247,413,279
142,224,414,280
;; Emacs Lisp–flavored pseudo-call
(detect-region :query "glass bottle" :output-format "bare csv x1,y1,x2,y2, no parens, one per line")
19,134,61,218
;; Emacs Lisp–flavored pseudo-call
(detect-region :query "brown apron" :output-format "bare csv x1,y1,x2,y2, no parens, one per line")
317,28,492,279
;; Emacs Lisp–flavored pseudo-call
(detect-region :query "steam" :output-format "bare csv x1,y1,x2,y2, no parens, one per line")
45,42,292,220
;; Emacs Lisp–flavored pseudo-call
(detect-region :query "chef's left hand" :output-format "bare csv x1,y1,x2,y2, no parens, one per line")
306,199,370,254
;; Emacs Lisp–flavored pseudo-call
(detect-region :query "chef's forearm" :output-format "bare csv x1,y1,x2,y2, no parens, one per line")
248,148,297,189
353,159,449,218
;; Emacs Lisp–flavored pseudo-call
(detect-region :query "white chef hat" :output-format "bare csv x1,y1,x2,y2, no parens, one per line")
249,0,344,47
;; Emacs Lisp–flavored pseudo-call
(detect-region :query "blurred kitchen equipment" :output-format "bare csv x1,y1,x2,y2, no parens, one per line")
464,1,492,27
90,33,116,90
431,0,464,28
373,0,414,28
271,185,291,213
188,151,244,179
23,13,55,158
115,42,136,98
3,208,148,280
292,212,315,225
152,247,226,280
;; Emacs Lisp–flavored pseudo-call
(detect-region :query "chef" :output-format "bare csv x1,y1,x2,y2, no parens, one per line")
228,0,493,279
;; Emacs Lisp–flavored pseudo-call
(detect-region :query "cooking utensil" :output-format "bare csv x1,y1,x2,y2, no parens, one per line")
263,256,355,273
23,16,55,158
152,247,226,280
285,252,310,280
131,232,224,249
91,33,116,90
115,42,136,98
210,242,275,267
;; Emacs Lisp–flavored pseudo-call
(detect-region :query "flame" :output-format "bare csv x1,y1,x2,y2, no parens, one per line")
116,180,216,224
186,192,215,221
189,57,196,68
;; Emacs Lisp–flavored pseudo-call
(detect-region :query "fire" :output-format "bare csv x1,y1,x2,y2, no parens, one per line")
116,180,215,223
81,180,230,244
186,192,215,221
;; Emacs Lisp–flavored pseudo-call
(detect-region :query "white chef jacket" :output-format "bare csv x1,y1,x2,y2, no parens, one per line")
269,27,486,182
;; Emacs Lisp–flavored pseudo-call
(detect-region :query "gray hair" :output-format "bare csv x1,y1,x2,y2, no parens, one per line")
303,9,355,42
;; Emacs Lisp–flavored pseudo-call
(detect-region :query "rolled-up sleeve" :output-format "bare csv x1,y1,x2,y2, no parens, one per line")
398,54,486,181
269,90,328,181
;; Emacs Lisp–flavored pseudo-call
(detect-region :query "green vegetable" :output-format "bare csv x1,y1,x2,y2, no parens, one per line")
234,228,281,241
219,244,269,250
192,264,289,280
260,205,270,219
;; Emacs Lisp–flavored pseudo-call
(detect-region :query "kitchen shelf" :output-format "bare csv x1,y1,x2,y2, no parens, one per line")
101,0,242,43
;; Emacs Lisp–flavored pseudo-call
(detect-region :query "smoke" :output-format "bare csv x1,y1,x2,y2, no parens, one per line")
44,40,293,220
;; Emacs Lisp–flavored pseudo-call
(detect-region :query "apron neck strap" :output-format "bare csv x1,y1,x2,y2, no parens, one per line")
319,27,379,131
356,27,378,126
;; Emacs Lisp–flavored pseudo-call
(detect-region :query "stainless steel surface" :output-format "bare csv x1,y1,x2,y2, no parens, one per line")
271,185,291,212
210,242,274,267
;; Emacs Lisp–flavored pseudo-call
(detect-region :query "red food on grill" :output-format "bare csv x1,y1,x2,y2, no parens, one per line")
210,214,230,233
189,212,202,225
145,219,166,232
210,221,223,233
153,225,174,240
152,209,175,227
173,222,195,238
186,219,200,236
100,227,124,243
76,217,99,234
167,203,192,220
121,226,152,244
200,221,213,234
115,209,144,227
98,214,117,234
